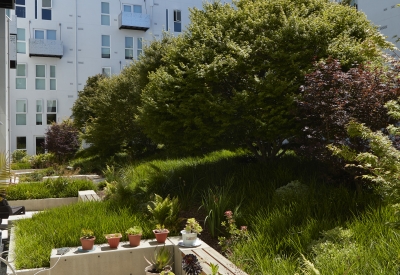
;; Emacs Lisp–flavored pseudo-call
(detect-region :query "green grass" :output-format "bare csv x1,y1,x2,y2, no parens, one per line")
13,201,154,269
11,149,400,274
6,178,97,200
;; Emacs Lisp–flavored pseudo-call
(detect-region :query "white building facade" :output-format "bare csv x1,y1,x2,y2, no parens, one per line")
8,0,224,155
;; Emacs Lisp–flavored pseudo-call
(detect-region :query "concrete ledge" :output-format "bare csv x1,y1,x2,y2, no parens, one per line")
7,234,247,275
42,175,101,182
78,190,101,202
8,197,78,211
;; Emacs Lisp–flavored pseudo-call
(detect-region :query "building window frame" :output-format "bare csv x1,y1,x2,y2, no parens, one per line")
35,136,45,155
50,65,56,90
16,63,27,90
36,99,43,125
174,10,181,32
101,35,111,58
16,99,27,126
137,37,143,59
42,0,52,20
34,29,56,40
46,99,57,125
17,28,26,54
101,2,110,26
15,0,26,18
36,64,46,90
123,4,142,13
125,36,133,60
16,136,27,151
102,67,111,77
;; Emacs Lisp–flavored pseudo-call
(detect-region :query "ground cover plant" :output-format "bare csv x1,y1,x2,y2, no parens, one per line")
13,201,153,269
6,178,97,200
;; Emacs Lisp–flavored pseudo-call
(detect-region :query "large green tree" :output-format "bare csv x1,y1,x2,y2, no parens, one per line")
138,0,391,161
71,35,174,158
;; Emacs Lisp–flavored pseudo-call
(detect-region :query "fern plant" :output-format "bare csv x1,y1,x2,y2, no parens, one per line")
147,194,181,232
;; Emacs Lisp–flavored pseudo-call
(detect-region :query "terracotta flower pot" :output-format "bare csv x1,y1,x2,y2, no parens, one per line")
80,237,96,250
153,229,169,243
128,234,142,247
106,235,122,248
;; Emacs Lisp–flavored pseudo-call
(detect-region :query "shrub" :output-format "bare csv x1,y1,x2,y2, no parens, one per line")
12,150,27,162
30,153,55,169
11,162,31,170
44,119,80,163
147,194,181,232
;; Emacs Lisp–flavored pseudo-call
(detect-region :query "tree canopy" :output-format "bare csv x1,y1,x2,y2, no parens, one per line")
137,0,391,161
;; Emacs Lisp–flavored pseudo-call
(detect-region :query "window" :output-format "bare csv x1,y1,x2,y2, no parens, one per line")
36,65,46,90
102,67,111,77
47,100,57,124
42,0,52,20
36,99,43,125
5,9,10,18
101,2,110,26
137,37,143,58
101,35,110,58
35,137,45,155
16,137,27,150
174,10,181,32
16,0,26,18
17,28,26,54
125,37,133,60
16,100,27,125
35,29,56,40
16,64,26,89
50,65,56,90
123,4,142,13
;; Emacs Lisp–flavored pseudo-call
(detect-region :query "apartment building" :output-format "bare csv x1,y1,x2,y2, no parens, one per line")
7,0,234,155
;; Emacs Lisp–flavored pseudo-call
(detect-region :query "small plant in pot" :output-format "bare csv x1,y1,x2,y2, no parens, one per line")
126,226,143,247
181,218,202,246
153,224,170,243
145,245,174,275
105,233,122,248
80,228,95,250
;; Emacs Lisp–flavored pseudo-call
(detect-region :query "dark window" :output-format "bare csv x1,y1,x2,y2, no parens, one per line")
42,9,51,20
16,137,26,150
47,114,57,125
16,6,26,18
16,0,25,5
36,137,45,155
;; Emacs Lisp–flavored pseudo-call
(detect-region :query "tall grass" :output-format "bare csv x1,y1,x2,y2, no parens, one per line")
13,201,154,269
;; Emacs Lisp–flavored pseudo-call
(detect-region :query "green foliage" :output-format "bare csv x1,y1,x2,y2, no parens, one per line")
145,246,173,273
126,226,142,235
201,184,233,238
11,162,31,170
30,153,55,169
147,194,181,232
17,167,56,182
0,152,10,197
6,178,97,200
80,228,94,239
12,150,27,162
13,201,153,269
218,210,249,256
138,0,391,161
328,98,400,202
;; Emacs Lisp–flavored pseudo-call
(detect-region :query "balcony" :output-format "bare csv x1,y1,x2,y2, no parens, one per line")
29,38,63,58
118,12,150,31
0,0,15,9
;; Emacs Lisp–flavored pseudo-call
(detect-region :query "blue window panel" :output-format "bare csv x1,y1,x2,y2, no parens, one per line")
123,5,131,12
16,6,25,18
35,30,44,39
47,30,56,40
42,9,51,20
174,22,181,32
16,0,25,5
133,5,142,13
101,2,109,14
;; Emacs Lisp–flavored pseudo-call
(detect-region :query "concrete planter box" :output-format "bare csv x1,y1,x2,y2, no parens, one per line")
8,197,78,211
7,232,247,275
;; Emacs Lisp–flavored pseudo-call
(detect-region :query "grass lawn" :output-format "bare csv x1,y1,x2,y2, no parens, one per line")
11,150,400,274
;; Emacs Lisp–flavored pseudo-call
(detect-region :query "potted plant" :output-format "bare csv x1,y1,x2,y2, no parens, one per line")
181,253,203,275
80,228,95,250
126,226,143,247
145,245,173,274
105,233,122,248
153,224,170,243
181,218,202,246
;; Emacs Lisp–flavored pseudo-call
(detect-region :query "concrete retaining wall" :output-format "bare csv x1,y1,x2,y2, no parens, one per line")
8,198,78,211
